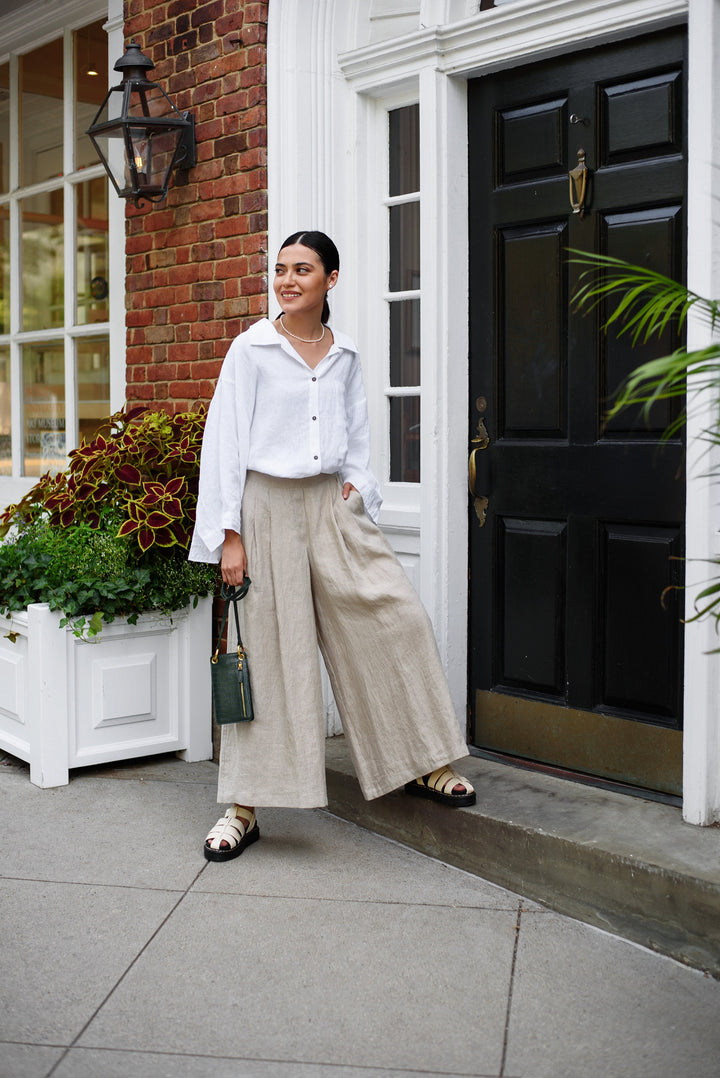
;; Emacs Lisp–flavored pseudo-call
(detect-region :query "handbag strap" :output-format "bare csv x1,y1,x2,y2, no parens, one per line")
212,577,251,662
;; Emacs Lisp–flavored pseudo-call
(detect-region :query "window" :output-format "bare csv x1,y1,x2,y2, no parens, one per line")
0,19,110,479
386,104,420,483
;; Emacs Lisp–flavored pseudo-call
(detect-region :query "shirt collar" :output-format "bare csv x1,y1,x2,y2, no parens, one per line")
249,317,359,356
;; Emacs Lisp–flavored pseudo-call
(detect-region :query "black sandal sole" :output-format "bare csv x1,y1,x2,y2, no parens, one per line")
204,823,261,862
404,782,476,808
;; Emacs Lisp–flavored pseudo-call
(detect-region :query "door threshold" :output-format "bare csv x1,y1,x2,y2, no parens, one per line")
468,746,682,808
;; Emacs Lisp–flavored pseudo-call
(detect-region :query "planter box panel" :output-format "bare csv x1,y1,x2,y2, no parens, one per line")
71,628,180,764
0,626,29,760
0,598,212,787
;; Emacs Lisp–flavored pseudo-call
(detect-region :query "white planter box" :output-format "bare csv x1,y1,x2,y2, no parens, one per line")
0,596,213,788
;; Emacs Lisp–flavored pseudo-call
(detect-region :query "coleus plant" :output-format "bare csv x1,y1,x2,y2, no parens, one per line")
0,404,207,553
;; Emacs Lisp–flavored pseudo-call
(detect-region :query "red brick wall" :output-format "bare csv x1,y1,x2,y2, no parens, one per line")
123,0,268,412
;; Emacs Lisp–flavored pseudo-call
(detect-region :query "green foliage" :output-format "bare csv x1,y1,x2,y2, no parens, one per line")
0,405,218,636
572,251,720,640
0,404,207,551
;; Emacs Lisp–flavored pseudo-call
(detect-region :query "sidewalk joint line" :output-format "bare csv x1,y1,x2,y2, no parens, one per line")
43,860,209,1078
499,901,522,1077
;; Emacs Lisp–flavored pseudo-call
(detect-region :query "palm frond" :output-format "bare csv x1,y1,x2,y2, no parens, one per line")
570,251,720,343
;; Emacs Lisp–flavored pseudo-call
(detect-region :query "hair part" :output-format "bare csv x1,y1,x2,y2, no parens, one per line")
279,230,339,324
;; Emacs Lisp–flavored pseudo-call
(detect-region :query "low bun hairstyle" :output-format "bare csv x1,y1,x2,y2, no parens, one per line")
279,230,340,325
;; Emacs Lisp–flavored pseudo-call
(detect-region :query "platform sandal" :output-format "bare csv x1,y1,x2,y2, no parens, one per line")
204,805,260,862
405,765,476,807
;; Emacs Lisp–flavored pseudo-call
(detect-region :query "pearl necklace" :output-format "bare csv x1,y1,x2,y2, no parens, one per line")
280,315,326,344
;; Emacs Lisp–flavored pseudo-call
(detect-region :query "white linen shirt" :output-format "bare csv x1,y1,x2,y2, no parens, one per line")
189,318,383,563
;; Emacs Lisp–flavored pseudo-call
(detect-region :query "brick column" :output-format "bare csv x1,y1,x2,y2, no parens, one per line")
123,0,268,411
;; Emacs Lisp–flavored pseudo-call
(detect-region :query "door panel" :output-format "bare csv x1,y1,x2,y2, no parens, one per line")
468,29,687,794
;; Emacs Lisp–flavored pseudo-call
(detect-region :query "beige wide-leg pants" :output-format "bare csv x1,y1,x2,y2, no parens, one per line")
217,471,469,807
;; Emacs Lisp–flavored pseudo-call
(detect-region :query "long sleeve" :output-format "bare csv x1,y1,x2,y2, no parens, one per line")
188,340,257,563
340,358,383,523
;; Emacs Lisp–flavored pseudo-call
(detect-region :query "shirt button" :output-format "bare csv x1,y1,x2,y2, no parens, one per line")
313,455,318,460
312,376,317,382
312,416,317,421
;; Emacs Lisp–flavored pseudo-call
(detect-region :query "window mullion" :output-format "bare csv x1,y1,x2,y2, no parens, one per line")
8,48,20,476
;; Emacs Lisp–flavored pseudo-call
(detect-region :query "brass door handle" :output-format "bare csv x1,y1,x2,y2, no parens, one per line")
469,401,490,526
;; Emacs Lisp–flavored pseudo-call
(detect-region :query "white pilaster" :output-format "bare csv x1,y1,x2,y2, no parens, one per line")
682,0,720,825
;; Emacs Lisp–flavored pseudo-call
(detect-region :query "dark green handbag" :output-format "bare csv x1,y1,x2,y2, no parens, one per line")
211,579,254,724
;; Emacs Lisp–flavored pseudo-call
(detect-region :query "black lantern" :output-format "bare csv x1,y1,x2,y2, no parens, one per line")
87,41,196,205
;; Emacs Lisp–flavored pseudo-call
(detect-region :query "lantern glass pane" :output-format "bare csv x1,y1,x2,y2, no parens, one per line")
74,20,108,170
23,340,65,476
20,38,63,186
129,125,181,196
127,82,179,120
21,191,64,331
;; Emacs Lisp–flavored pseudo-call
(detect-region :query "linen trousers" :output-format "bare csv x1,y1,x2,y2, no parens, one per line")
217,471,469,807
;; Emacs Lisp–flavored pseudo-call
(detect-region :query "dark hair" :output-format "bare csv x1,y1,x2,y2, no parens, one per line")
279,230,339,324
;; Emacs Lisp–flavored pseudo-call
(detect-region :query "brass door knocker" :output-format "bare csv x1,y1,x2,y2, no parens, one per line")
568,148,589,218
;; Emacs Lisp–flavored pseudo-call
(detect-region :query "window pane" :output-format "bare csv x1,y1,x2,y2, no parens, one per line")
75,20,108,170
77,178,109,324
20,38,63,186
389,201,420,292
22,191,64,331
0,206,8,334
0,63,9,194
390,396,420,483
390,300,420,386
0,346,10,475
389,105,419,197
77,337,110,444
23,341,65,477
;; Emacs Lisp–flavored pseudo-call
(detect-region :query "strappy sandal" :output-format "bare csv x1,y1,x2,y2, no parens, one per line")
405,765,476,807
204,805,260,862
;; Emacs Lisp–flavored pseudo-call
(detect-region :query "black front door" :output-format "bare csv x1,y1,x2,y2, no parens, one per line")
467,28,687,794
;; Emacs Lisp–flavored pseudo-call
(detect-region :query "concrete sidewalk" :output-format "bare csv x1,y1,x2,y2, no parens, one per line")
1,752,719,1078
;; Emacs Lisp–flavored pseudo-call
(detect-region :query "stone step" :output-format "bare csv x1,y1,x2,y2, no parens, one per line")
325,738,720,977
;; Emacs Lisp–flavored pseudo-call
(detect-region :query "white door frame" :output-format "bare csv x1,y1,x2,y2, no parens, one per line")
269,0,720,823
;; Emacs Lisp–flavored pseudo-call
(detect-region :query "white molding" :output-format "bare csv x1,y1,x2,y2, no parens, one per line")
340,0,688,90
681,0,720,826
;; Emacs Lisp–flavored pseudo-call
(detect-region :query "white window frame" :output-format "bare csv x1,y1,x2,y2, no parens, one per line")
0,0,124,506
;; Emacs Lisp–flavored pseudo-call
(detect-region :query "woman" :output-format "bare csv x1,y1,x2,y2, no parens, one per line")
190,231,474,862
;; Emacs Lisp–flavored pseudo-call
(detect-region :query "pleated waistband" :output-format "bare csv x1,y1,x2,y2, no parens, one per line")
245,470,338,491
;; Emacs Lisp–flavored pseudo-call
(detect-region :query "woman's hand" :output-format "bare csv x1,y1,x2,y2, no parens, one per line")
342,483,357,500
221,529,247,585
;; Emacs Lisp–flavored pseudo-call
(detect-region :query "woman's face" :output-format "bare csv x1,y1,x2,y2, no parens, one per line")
273,243,338,318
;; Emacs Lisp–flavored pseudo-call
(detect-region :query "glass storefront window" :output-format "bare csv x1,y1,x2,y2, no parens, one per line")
76,178,109,324
0,206,8,335
77,337,110,444
22,191,64,331
0,22,111,480
0,347,10,476
20,38,64,187
75,21,108,170
23,342,65,477
0,63,9,194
